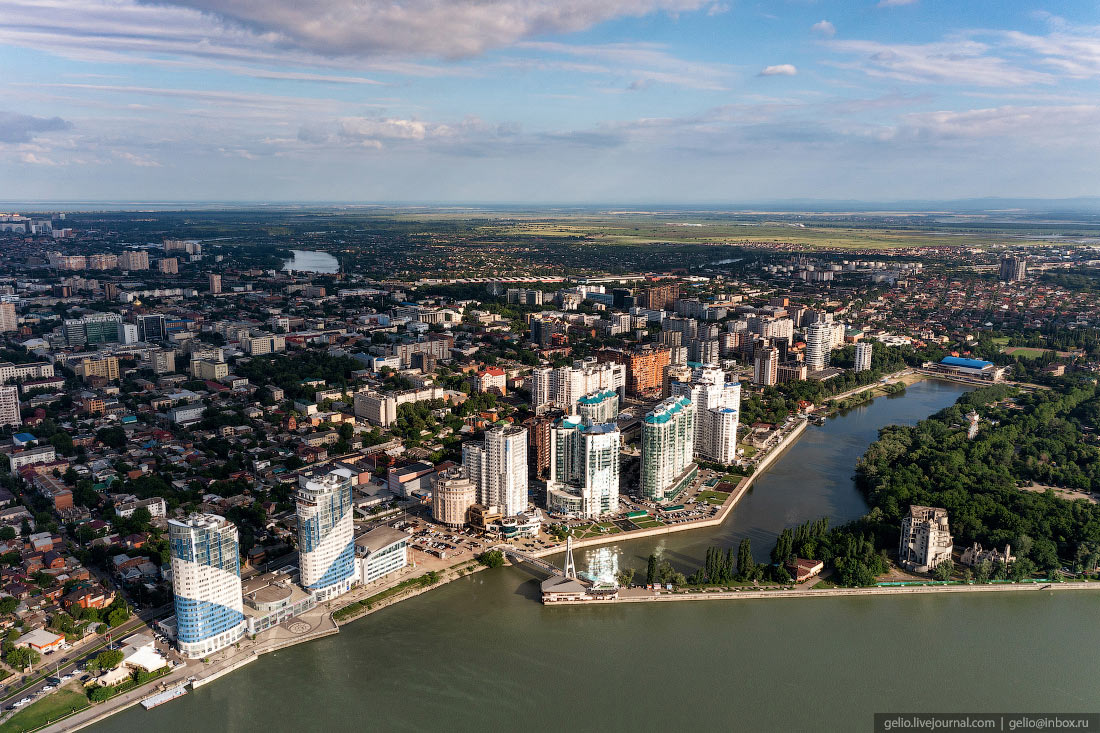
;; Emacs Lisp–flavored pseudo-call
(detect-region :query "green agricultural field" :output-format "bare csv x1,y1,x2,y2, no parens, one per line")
485,217,1058,251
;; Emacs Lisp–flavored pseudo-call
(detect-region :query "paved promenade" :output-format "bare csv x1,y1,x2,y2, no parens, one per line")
38,414,813,731
523,418,808,560
546,580,1100,607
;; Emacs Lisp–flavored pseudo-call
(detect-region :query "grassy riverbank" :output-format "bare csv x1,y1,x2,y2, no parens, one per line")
0,686,88,733
333,563,485,625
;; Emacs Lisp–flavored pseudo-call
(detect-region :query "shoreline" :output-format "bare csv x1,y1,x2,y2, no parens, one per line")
547,580,1100,606
524,418,809,560
46,376,959,731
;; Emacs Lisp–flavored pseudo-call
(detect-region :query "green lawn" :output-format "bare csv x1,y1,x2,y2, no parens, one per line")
1002,346,1049,359
570,523,601,538
631,519,664,529
0,687,89,733
334,573,440,621
696,490,731,506
812,579,839,589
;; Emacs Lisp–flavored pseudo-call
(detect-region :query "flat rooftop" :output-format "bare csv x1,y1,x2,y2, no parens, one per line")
355,525,409,554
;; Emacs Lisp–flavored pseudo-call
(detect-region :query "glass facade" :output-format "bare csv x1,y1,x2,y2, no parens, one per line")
640,396,695,501
297,472,357,600
359,539,408,583
169,514,246,658
547,416,620,518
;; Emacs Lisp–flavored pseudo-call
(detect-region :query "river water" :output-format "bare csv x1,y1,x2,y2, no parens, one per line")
99,380,1100,732
282,249,339,274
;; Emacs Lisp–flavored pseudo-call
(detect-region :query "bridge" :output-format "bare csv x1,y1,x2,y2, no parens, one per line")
499,547,565,578
498,535,582,582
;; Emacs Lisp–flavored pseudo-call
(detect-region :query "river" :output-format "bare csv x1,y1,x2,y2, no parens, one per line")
98,380,1100,732
282,249,339,274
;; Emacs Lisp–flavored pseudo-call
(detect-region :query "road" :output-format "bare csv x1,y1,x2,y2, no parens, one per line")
0,603,174,711
827,368,914,403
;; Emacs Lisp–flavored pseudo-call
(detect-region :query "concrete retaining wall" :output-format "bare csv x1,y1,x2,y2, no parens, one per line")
555,581,1100,606
190,654,257,689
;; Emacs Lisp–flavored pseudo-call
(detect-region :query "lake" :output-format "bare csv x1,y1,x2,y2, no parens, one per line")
282,250,339,274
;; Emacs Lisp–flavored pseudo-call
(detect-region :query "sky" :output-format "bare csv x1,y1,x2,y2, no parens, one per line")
1,0,1099,203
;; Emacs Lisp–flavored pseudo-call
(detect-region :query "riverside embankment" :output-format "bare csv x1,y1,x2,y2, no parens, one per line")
549,580,1100,606
99,379,1049,733
525,418,808,560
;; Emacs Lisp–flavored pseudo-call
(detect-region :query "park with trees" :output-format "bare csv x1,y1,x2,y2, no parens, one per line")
855,381,1100,577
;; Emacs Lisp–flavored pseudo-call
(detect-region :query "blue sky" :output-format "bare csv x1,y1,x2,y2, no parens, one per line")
1,0,1098,203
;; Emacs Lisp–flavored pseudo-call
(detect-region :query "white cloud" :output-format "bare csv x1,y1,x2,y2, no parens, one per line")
0,110,71,143
877,0,917,7
338,118,439,142
2,0,699,81
760,64,798,76
514,41,735,90
827,39,1053,86
158,0,709,58
895,104,1100,143
295,115,521,153
998,28,1100,79
18,151,59,165
812,20,836,38
118,151,161,167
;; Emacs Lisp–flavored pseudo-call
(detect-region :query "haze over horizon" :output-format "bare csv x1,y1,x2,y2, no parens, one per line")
2,0,1099,203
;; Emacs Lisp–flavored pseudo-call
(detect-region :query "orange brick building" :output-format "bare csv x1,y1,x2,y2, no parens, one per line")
598,346,671,397
641,282,680,311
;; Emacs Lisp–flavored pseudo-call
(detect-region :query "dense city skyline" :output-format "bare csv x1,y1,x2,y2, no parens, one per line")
2,1,1100,201
0,204,1099,728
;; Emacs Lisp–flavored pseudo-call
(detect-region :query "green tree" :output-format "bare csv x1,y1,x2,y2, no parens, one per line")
736,539,754,581
1011,557,1037,581
6,646,40,670
974,559,993,583
94,649,124,670
476,550,504,569
615,568,635,587
932,559,955,581
95,427,128,450
646,554,658,586
107,607,130,628
771,528,794,565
